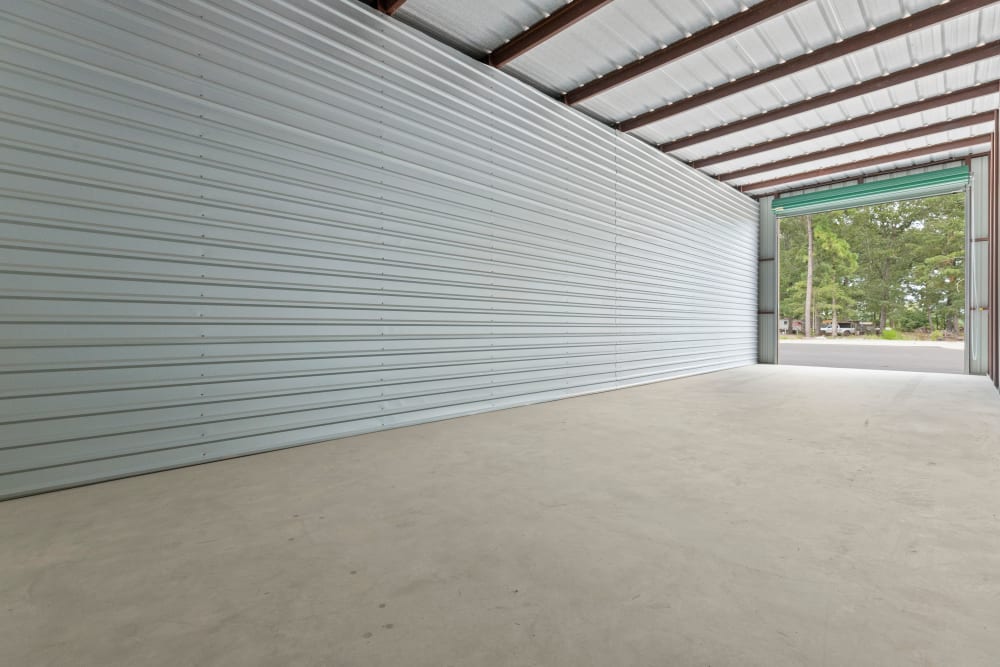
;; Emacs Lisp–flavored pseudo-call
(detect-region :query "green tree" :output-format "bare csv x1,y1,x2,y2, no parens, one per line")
778,192,965,336
780,212,858,335
906,196,965,332
811,216,858,333
836,202,917,332
779,213,808,321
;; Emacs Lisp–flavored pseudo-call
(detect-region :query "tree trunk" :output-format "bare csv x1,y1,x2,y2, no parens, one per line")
831,292,838,337
879,304,887,335
804,216,814,337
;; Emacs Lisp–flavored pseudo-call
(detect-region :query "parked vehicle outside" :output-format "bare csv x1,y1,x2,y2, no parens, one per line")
779,319,804,334
820,323,855,335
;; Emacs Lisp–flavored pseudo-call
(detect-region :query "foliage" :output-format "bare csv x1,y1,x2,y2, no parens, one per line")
810,219,858,325
779,211,858,330
893,306,930,332
779,193,965,334
881,328,902,340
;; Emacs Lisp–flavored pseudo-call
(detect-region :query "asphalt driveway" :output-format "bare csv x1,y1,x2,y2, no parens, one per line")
779,339,964,374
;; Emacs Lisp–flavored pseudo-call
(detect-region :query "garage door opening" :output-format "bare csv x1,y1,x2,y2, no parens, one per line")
777,192,966,373
758,156,993,375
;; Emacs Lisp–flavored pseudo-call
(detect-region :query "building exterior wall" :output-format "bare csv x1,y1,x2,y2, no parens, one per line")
0,0,758,498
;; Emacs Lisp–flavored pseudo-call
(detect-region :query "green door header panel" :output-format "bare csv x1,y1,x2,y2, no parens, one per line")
772,166,969,217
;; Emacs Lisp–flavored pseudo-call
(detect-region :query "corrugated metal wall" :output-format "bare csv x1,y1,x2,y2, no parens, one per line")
0,0,758,499
757,197,778,364
969,156,989,375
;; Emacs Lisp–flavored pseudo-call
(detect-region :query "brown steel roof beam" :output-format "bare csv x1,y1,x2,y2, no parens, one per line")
487,0,616,67
691,80,1000,169
738,134,993,192
658,41,1000,153
564,0,810,105
618,0,996,133
377,0,408,14
752,152,990,199
718,111,996,181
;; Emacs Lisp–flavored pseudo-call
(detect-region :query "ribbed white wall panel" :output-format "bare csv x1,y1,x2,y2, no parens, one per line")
968,156,989,375
0,0,758,498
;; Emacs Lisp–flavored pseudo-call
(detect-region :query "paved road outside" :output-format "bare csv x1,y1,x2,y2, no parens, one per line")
780,338,965,374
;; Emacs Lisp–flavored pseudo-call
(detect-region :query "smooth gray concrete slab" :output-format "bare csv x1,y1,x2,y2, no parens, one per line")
3,365,1000,667
780,340,964,374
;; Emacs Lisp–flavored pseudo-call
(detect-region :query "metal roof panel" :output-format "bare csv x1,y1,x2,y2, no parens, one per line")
394,0,567,57
389,0,998,194
630,5,1000,146
727,121,993,187
503,0,752,95
666,59,1000,162
741,141,991,194
696,93,1000,172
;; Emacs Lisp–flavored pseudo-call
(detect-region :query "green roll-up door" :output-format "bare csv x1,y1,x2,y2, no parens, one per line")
772,166,969,217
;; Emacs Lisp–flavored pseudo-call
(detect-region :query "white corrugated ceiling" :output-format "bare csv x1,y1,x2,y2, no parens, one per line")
390,0,1000,196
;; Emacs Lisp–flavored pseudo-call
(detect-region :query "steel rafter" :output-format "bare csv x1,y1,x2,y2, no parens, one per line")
619,0,997,133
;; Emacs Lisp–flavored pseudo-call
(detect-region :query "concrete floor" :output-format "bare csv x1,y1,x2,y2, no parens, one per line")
3,365,1000,667
781,339,964,374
